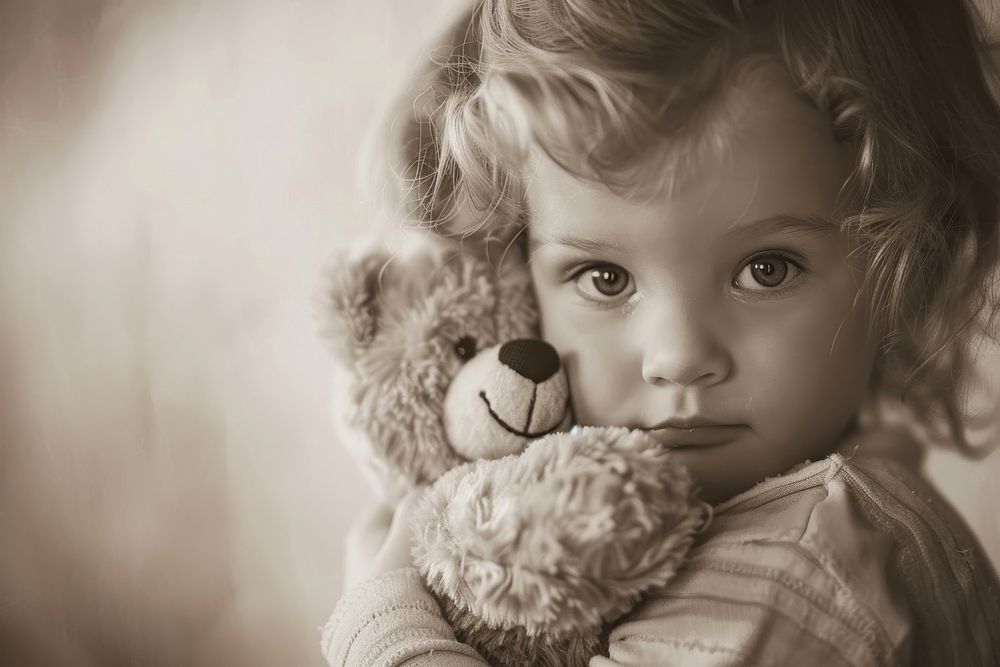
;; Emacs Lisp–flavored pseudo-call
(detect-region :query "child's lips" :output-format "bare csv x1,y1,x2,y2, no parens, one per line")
645,424,747,448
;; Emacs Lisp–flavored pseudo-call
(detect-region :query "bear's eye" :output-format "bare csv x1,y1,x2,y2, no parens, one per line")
453,336,477,361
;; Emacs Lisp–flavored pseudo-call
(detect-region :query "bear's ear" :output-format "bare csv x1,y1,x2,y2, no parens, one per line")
316,249,395,364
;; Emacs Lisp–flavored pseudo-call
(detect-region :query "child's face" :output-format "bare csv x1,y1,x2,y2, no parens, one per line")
527,76,878,503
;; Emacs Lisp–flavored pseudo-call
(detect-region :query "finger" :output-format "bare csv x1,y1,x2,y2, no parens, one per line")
390,488,425,528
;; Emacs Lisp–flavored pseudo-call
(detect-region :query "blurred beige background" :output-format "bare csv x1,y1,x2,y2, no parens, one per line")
0,1,998,665
0,0,466,664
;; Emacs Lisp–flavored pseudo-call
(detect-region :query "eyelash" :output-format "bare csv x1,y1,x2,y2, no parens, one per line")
568,263,636,309
731,251,807,297
566,251,807,306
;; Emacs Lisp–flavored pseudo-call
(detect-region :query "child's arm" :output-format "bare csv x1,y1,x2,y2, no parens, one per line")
321,568,489,666
321,492,490,666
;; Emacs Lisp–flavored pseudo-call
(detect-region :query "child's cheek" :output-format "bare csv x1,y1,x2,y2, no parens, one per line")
739,281,877,458
539,304,631,426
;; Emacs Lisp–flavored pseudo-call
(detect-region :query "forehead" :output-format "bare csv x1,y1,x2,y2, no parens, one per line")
526,69,853,244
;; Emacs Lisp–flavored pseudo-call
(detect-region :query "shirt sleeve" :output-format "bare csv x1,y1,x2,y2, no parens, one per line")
321,567,489,667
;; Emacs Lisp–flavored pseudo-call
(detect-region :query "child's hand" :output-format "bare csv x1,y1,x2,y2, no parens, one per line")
370,489,424,575
344,489,424,588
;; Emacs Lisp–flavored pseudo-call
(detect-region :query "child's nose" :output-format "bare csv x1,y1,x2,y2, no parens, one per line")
639,306,732,388
498,338,561,384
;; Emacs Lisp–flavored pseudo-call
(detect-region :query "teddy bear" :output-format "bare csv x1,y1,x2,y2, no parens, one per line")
318,233,710,666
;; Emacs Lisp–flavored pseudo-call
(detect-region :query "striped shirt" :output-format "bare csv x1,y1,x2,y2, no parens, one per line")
322,450,1000,666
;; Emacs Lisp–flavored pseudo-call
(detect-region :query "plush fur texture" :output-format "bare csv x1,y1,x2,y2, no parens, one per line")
413,426,707,666
319,236,710,665
317,239,537,499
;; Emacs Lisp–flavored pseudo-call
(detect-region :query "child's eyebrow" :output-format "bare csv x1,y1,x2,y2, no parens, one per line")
726,214,838,238
528,215,834,253
527,233,620,253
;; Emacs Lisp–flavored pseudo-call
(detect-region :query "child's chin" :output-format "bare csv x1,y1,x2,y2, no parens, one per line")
665,445,749,504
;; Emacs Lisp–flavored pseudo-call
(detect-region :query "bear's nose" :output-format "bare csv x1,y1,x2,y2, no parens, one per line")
498,338,561,384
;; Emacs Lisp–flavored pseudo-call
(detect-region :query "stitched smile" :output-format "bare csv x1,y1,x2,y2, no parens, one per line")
479,390,570,438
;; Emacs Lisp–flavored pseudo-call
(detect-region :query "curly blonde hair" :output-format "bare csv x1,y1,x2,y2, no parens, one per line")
379,0,1000,453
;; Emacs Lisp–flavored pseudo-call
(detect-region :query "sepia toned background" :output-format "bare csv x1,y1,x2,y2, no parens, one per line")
1,1,998,665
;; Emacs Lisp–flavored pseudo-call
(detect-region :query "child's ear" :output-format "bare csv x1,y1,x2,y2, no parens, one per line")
316,250,394,364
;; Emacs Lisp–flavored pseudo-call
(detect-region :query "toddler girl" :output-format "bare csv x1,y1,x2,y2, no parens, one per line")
324,0,1000,664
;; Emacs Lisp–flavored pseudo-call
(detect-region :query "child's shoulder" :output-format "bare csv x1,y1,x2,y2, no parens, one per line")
595,433,1000,666
706,432,985,561
706,441,923,545
704,437,998,605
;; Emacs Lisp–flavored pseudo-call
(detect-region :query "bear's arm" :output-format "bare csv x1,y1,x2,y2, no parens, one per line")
321,567,489,666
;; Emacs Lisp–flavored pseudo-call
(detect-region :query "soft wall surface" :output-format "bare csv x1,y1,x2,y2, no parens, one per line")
0,1,998,665
0,1,465,664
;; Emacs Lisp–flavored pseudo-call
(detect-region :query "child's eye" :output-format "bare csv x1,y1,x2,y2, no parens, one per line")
733,253,803,291
572,263,635,302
